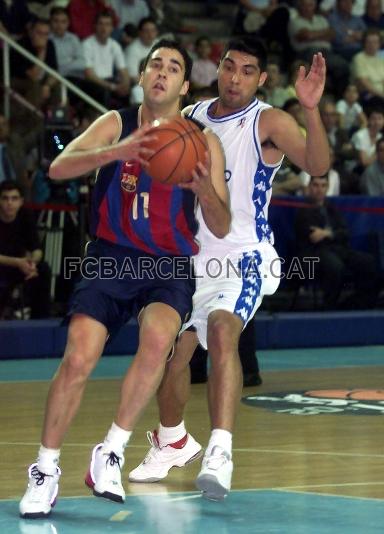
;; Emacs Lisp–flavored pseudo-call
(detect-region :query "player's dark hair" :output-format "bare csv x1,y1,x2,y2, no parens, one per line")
142,39,192,82
221,38,267,72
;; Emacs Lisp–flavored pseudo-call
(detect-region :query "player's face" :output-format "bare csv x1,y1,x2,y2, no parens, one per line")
140,48,189,108
217,50,267,111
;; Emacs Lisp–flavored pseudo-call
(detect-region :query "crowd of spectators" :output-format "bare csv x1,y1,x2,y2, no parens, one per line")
0,0,383,315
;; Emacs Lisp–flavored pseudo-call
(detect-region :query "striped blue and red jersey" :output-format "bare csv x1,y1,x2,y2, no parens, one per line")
91,107,199,256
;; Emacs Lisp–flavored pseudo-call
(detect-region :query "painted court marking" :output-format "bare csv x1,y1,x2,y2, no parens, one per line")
109,510,132,521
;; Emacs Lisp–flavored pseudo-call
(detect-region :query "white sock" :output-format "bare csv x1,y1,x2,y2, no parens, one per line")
158,421,187,447
37,445,60,475
102,422,132,457
206,429,232,457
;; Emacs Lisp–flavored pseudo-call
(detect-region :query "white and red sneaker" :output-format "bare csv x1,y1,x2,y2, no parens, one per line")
85,443,125,502
129,430,202,482
19,463,61,518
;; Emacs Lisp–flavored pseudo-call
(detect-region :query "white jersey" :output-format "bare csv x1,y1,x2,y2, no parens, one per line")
189,97,283,254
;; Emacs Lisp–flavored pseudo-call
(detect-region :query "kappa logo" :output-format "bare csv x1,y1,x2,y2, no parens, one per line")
218,294,224,299
242,389,384,416
238,117,246,128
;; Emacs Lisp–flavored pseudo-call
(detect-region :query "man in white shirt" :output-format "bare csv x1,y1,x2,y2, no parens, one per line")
109,0,149,28
49,6,85,79
83,11,130,106
125,17,158,85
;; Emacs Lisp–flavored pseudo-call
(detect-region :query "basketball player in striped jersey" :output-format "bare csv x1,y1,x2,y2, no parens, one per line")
19,40,231,518
130,39,330,500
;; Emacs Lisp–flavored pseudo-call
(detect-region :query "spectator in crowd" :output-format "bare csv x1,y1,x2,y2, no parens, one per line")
0,181,51,318
320,100,357,168
0,0,32,38
288,0,349,96
294,174,378,309
272,160,304,195
237,0,278,34
361,137,384,194
283,97,306,136
264,62,290,108
83,11,130,107
351,107,384,169
120,22,138,50
147,0,184,35
299,147,341,195
328,0,366,60
68,0,118,40
319,0,366,16
351,28,384,103
336,83,367,133
190,37,218,90
49,7,85,79
362,0,384,38
285,59,310,99
109,0,149,28
11,18,60,115
125,17,158,84
0,114,30,190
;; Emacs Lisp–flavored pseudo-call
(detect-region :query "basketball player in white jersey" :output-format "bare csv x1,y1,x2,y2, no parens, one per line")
129,39,330,500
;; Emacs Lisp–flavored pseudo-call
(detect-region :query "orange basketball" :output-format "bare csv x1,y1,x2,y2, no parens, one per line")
144,116,208,185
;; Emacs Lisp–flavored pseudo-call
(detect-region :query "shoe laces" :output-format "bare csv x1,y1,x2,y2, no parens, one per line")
103,451,121,469
30,465,52,486
204,446,231,470
143,431,161,463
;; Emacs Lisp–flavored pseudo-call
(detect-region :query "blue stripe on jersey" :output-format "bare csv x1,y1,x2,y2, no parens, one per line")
91,162,116,237
105,164,127,243
170,189,191,254
252,109,279,243
234,250,262,322
189,101,203,119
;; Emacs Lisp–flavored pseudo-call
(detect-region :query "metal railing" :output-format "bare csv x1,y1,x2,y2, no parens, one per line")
0,29,108,117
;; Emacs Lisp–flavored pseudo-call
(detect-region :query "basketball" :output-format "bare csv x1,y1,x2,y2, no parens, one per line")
144,116,208,185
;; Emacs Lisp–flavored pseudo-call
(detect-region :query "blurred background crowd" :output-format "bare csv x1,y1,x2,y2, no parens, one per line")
0,0,384,320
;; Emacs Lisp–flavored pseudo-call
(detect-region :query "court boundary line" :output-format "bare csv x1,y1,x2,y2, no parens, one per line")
1,486,383,504
1,441,383,459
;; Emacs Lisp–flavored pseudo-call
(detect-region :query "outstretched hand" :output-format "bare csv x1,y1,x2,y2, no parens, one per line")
295,53,326,110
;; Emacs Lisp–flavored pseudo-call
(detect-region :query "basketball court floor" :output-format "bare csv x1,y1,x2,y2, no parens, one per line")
1,346,383,533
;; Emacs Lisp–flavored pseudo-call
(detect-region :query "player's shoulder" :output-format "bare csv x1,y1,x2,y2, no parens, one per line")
259,106,296,133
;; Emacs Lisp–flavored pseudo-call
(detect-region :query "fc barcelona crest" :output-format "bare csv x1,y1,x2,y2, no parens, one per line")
121,161,139,192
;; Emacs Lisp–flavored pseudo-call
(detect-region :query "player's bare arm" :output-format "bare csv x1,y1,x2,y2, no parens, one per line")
179,130,231,239
259,52,330,176
49,111,156,180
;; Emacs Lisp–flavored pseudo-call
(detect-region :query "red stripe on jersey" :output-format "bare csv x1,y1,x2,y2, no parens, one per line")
96,196,117,243
120,188,154,254
176,209,199,255
149,183,180,255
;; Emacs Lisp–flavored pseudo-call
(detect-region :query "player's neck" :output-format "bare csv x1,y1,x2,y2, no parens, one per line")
139,103,181,125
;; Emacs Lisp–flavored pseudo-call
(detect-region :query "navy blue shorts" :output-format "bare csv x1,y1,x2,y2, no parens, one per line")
67,239,195,333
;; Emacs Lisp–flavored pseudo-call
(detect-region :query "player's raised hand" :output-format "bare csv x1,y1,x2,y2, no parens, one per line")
295,53,326,110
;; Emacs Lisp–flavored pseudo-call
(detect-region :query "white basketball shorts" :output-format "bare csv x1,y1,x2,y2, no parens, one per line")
182,242,281,348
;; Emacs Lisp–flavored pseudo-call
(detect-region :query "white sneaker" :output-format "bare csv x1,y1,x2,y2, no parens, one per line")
85,443,125,502
19,463,61,518
195,446,233,501
129,431,202,482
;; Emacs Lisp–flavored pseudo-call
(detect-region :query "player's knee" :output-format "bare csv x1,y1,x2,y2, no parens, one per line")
61,350,94,385
208,318,237,355
138,326,175,361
